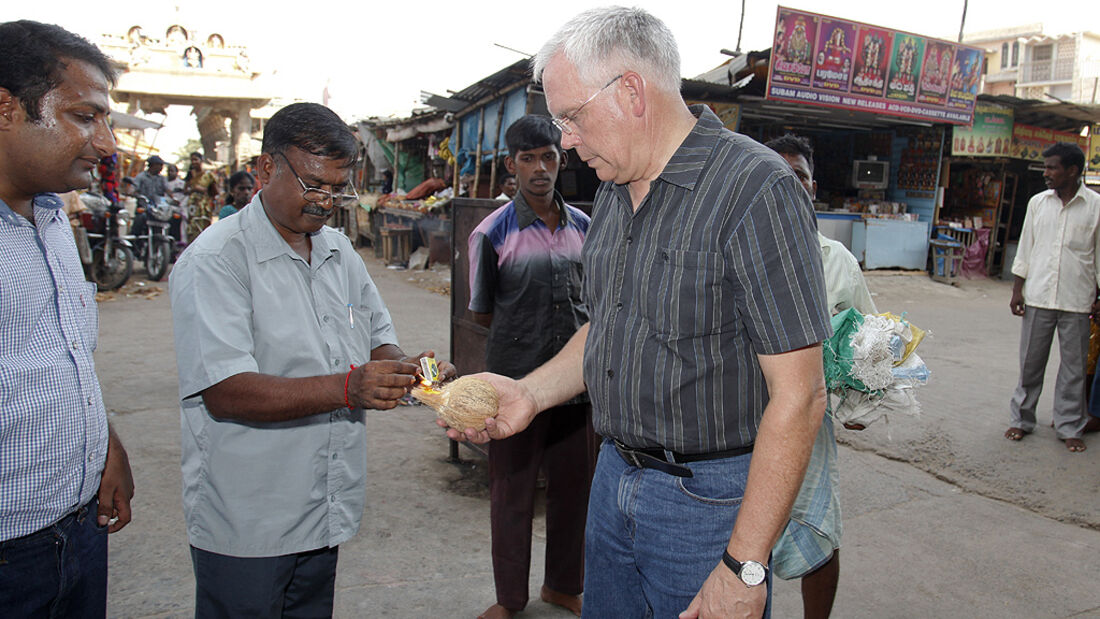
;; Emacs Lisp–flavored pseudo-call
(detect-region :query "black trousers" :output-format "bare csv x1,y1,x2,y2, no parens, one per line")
489,402,597,610
190,545,339,619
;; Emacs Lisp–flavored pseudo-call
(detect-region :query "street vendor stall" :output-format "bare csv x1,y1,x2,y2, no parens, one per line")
691,6,986,271
352,113,456,263
939,98,1094,277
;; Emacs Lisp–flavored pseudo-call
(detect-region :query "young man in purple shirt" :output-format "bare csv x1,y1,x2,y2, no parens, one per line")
467,115,596,618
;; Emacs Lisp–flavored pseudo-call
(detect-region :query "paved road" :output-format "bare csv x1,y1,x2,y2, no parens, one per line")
96,255,1099,618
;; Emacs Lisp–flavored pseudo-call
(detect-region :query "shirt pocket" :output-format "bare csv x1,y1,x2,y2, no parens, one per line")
642,249,726,339
1067,223,1097,253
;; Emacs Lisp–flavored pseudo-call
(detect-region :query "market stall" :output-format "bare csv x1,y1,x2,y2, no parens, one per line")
939,99,1093,277
693,7,988,271
352,112,456,264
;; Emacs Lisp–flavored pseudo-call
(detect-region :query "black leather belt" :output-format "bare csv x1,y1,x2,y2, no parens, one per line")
613,439,754,478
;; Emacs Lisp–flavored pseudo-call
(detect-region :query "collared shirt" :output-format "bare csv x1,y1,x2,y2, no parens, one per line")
582,106,831,454
468,191,590,379
170,192,398,557
819,233,877,315
0,195,108,541
1012,184,1100,313
134,170,167,204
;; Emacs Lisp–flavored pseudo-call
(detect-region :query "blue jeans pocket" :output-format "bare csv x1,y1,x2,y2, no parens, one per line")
675,458,749,504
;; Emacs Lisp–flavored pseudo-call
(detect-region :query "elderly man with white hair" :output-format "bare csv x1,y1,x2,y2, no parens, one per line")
446,7,831,618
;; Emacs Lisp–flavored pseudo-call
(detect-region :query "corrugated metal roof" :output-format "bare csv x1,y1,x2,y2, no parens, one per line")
446,58,532,108
978,94,1100,130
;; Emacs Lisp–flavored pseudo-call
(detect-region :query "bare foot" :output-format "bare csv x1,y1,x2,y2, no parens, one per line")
1063,437,1087,452
477,603,516,619
1004,427,1028,441
541,586,582,617
1085,416,1100,434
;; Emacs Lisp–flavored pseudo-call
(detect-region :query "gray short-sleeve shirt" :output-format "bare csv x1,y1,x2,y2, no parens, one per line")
170,193,398,557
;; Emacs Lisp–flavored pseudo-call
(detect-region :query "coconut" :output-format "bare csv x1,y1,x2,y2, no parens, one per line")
411,376,499,431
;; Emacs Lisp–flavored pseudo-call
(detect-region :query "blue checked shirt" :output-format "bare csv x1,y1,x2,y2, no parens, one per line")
0,194,109,541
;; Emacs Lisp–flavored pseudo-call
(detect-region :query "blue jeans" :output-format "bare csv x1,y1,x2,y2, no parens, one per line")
0,498,108,618
582,439,771,618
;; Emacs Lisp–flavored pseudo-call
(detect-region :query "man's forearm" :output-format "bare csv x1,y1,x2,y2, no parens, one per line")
726,348,827,563
518,322,589,412
202,372,348,422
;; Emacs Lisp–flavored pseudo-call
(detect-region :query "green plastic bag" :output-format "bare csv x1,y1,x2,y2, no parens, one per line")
822,307,869,392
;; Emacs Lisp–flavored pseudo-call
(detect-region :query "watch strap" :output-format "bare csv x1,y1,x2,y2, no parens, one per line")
721,549,743,575
721,550,768,586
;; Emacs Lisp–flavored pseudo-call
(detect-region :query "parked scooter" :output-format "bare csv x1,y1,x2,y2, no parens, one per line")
74,192,134,291
132,195,176,281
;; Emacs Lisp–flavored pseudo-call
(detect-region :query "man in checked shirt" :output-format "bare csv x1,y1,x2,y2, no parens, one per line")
0,20,134,618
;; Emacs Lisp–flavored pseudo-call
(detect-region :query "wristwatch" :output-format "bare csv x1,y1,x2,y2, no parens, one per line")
722,550,768,587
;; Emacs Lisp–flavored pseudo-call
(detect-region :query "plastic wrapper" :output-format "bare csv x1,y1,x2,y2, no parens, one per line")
823,308,929,428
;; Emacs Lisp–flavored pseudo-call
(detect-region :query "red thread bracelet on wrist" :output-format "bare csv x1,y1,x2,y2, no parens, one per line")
344,364,357,410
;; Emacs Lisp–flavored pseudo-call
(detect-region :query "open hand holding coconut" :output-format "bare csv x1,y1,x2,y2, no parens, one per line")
412,376,499,432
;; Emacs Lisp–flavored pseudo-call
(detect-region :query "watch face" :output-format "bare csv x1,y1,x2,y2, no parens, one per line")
740,561,767,586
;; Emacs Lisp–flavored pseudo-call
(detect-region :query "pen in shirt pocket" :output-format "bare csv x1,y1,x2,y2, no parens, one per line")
347,303,355,329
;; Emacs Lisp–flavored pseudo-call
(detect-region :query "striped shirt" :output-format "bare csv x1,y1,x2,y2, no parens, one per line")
582,106,831,454
0,194,109,541
468,191,590,379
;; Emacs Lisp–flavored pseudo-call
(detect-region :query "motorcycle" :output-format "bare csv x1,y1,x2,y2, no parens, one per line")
74,193,134,291
132,195,176,281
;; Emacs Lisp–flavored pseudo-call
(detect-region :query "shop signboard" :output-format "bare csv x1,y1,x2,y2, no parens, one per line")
1087,125,1100,185
686,101,741,131
951,103,1014,157
766,6,982,124
1011,124,1090,162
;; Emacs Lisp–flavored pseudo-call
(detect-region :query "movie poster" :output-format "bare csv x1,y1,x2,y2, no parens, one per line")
948,48,983,110
916,41,954,106
772,9,818,87
812,18,856,92
851,26,893,97
886,34,925,102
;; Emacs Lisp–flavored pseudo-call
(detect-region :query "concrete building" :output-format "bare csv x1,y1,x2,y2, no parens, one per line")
97,23,273,168
966,24,1100,104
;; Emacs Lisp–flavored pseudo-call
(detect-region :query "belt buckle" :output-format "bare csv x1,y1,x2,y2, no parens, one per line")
615,441,643,469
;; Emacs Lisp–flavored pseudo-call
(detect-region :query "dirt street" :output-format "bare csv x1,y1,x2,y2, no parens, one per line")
94,253,1099,618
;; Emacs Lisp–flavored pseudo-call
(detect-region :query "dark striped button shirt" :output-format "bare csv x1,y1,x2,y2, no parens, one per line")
581,106,831,454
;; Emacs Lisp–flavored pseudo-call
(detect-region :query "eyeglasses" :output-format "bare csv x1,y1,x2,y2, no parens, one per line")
551,74,623,135
276,152,359,207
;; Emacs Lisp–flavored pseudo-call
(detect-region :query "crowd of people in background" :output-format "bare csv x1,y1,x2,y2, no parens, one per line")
59,147,262,249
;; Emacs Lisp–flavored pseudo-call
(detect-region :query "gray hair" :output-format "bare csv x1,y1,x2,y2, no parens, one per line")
532,6,681,94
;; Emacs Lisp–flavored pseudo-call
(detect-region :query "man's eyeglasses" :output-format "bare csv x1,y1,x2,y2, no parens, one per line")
276,152,359,207
551,74,623,135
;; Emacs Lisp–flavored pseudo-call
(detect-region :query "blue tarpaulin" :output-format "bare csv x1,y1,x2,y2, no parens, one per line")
453,87,529,175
